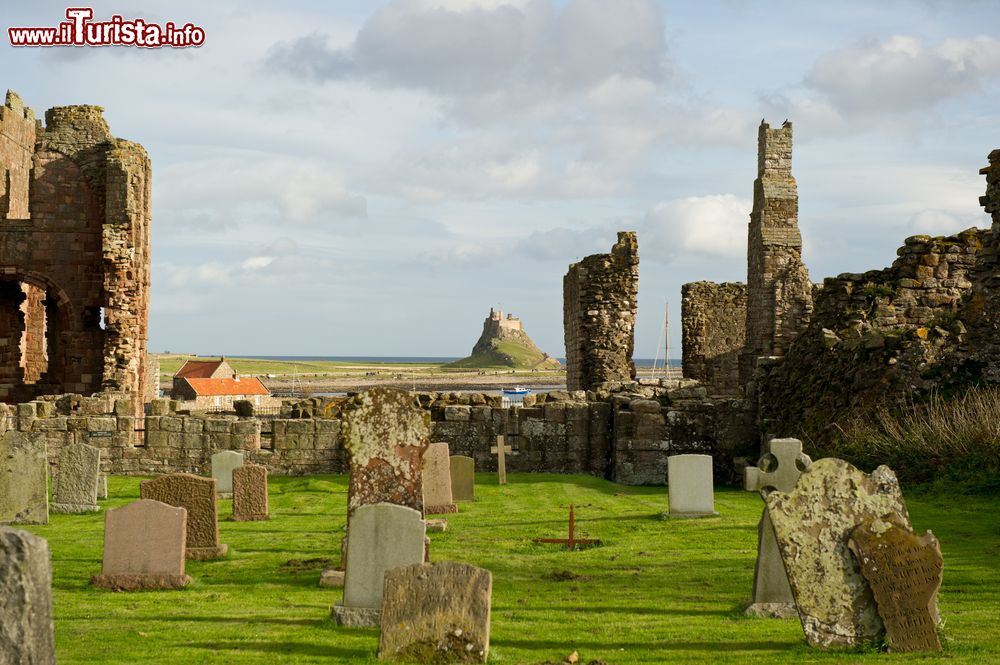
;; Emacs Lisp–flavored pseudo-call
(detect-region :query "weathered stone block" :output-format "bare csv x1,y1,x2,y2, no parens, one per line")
0,528,55,663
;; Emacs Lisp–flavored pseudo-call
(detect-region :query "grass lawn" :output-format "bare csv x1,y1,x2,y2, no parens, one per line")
17,474,1000,664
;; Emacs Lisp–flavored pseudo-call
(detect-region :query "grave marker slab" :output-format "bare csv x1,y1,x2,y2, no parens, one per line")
0,430,48,525
667,454,717,517
211,450,244,497
232,463,269,521
766,458,910,648
96,473,108,500
0,527,55,664
450,455,475,502
423,442,457,515
378,562,492,663
333,503,426,627
92,499,191,591
52,442,101,513
140,473,228,560
490,435,513,485
848,518,943,652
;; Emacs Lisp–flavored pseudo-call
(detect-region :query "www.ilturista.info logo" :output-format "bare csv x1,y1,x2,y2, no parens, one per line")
8,7,205,48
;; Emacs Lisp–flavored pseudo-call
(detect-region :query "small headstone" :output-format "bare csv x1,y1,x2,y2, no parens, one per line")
319,569,345,588
231,463,269,521
766,458,911,648
450,455,475,502
332,503,426,627
0,527,56,664
490,435,513,485
743,438,811,618
52,442,101,514
848,518,943,652
96,474,108,500
423,442,457,515
211,450,245,497
140,473,228,560
378,562,492,663
426,518,448,533
667,454,717,517
0,430,48,525
92,499,191,591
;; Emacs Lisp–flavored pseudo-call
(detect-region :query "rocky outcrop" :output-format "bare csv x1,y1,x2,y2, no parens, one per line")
448,309,560,369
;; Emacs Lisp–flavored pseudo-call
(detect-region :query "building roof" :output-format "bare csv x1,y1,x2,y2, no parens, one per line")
174,359,227,379
182,377,269,397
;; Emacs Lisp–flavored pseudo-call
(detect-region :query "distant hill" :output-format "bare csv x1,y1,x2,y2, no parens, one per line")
447,309,562,370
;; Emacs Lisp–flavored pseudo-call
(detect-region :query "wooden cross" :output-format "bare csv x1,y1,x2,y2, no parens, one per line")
491,435,513,485
532,505,601,550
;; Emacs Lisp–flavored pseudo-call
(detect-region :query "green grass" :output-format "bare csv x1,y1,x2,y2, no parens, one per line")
17,474,1000,664
446,341,562,370
154,355,447,380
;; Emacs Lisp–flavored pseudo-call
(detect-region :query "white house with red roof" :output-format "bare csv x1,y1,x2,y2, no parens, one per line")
170,357,273,410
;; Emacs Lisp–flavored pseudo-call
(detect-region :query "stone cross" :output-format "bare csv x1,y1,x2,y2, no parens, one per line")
490,435,513,485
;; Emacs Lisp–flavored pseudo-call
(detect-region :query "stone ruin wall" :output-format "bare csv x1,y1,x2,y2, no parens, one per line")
681,281,746,395
0,90,150,415
563,231,639,391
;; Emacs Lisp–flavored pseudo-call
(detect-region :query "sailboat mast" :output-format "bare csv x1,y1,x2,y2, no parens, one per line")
664,301,669,376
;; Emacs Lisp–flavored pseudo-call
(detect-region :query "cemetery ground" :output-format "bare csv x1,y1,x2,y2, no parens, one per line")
20,474,1000,664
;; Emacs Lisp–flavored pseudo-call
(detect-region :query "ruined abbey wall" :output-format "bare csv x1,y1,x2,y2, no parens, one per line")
681,281,746,395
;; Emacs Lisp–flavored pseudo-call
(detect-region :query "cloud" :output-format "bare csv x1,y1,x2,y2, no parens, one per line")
643,194,750,260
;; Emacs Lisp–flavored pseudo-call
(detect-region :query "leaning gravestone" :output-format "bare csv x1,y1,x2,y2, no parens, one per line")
52,441,101,513
743,438,811,618
766,458,910,648
92,499,191,591
211,450,245,497
667,454,717,517
232,463,269,521
848,517,943,652
0,527,56,664
450,455,475,502
0,430,48,525
333,503,426,627
140,473,228,560
423,442,457,515
379,562,492,663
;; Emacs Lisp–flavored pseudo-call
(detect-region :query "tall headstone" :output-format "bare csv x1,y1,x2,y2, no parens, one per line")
333,503,426,628
96,473,108,500
379,562,492,663
140,473,228,560
422,442,457,515
342,388,430,517
231,463,269,521
92,499,191,591
848,518,943,652
491,435,512,485
0,527,55,664
211,450,245,497
0,430,48,525
450,455,475,502
766,458,910,648
743,437,811,618
667,454,717,517
52,441,101,513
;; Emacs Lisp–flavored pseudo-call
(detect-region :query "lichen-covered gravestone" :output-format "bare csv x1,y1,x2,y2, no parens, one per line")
848,518,943,652
232,463,269,521
379,562,492,663
92,499,191,591
0,527,56,664
766,458,910,648
450,455,475,502
140,473,228,560
211,450,245,497
0,430,48,524
743,438,811,618
667,454,717,517
423,443,457,515
52,441,101,513
333,503,426,627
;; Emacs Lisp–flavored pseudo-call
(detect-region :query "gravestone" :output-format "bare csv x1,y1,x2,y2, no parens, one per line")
211,450,245,497
140,473,228,560
232,463,269,521
52,442,101,513
491,435,512,485
379,562,492,663
0,527,56,664
0,430,48,525
450,455,475,502
848,518,943,652
766,458,910,648
97,473,108,500
423,442,457,515
333,503,426,627
92,499,191,591
743,437,811,618
342,388,430,517
667,454,717,517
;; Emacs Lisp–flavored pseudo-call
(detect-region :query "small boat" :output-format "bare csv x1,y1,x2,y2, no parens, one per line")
502,386,530,396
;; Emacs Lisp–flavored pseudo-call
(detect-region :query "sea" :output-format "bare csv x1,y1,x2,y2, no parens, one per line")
230,355,681,368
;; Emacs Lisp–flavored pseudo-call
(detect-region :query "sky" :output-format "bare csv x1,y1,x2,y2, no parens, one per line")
1,0,998,359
